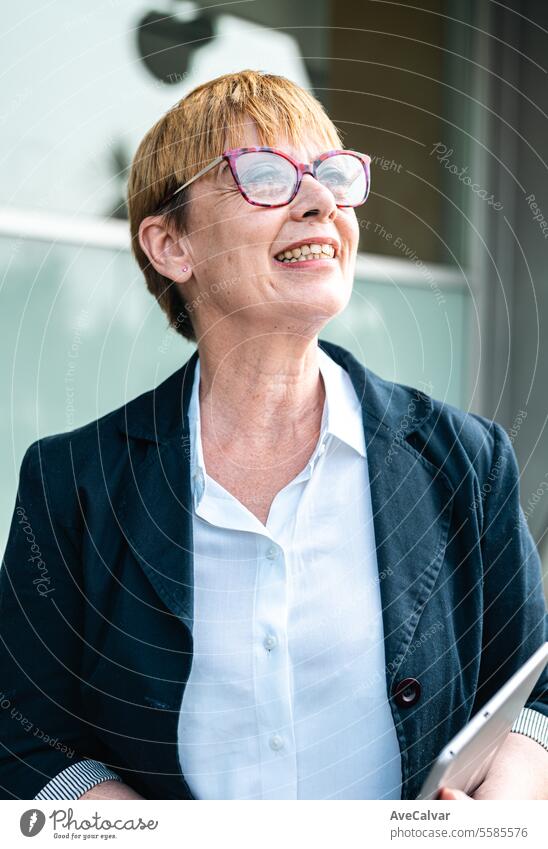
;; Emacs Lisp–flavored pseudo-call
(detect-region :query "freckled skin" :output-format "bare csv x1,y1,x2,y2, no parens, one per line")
139,121,360,525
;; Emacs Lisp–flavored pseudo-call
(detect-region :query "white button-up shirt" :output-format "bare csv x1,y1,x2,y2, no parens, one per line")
177,345,402,800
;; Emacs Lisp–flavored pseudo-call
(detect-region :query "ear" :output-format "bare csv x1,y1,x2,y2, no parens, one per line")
138,215,193,284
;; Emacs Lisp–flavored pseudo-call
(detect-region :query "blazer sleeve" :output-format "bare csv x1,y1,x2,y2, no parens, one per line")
0,440,105,799
472,422,548,731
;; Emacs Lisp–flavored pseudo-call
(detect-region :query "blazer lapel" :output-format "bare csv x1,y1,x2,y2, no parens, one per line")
364,423,454,687
318,340,455,688
116,349,199,632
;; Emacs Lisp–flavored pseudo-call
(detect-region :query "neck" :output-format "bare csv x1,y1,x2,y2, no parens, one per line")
195,335,325,448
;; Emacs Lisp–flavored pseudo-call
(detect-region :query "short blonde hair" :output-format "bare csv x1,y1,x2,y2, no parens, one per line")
127,69,343,342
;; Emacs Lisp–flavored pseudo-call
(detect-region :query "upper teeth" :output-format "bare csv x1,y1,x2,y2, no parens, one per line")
276,243,335,262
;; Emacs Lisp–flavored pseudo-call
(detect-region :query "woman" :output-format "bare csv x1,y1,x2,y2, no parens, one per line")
1,70,546,801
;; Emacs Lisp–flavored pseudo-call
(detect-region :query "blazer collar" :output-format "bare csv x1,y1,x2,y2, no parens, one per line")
116,339,433,445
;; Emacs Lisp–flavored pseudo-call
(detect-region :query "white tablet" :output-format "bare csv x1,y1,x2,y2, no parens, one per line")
417,641,548,800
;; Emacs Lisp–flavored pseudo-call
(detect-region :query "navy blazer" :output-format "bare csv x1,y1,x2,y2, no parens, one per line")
1,340,546,800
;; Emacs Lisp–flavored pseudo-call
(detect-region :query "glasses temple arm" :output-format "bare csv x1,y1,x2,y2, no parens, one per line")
171,155,225,197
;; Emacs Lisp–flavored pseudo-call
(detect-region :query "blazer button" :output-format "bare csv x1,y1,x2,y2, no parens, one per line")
392,677,421,708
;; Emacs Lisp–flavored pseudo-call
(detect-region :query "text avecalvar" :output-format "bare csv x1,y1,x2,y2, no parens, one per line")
390,810,451,820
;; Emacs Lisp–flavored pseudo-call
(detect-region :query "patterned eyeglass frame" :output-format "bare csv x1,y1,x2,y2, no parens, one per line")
154,146,372,211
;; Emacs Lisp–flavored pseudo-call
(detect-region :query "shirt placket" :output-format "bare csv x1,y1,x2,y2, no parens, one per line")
252,482,303,800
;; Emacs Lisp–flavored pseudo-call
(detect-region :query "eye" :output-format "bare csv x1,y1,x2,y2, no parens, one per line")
244,165,284,183
320,167,348,186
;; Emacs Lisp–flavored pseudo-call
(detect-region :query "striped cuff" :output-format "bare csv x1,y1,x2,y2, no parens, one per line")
34,759,123,800
510,707,548,752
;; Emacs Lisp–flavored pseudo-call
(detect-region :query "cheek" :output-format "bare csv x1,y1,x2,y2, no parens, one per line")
188,191,253,261
225,209,286,262
343,212,360,249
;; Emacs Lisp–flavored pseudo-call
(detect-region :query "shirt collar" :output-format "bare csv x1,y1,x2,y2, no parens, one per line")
187,344,366,506
187,357,206,508
317,345,366,459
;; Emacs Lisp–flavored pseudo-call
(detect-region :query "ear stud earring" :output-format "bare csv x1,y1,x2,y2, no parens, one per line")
182,265,189,272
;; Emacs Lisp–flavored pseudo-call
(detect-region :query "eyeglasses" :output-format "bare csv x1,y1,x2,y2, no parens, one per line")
156,146,371,211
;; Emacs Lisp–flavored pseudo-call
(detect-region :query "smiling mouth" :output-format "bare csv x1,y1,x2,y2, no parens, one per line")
274,242,337,264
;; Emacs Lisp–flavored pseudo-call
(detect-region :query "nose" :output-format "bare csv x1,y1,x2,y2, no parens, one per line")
289,173,337,221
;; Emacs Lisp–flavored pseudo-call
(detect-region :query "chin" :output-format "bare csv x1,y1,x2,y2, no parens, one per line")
287,293,350,328
313,274,352,309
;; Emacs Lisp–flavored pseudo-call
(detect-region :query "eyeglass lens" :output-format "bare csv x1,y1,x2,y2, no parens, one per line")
232,151,367,207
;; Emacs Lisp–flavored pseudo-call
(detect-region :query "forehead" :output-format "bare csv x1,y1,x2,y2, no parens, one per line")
233,122,334,162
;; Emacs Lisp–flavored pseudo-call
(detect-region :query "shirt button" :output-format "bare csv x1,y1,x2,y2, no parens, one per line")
269,734,284,751
266,545,278,560
318,440,327,455
263,634,278,651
